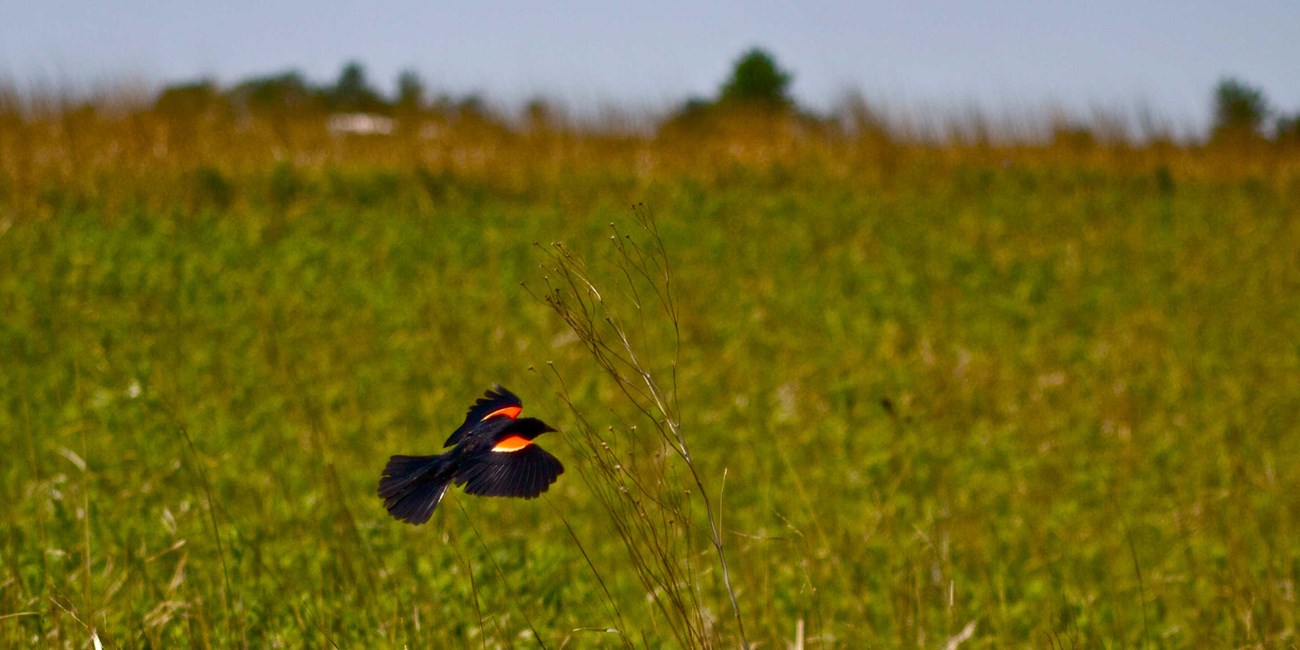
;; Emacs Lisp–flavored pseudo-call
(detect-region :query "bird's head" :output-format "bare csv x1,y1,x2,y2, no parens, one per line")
511,417,558,440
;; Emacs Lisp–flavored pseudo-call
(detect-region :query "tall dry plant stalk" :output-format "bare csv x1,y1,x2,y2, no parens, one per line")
530,205,749,649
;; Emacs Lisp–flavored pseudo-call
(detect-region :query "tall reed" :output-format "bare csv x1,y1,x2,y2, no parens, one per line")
531,205,749,648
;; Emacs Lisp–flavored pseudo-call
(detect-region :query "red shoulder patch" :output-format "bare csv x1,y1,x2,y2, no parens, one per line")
482,405,523,421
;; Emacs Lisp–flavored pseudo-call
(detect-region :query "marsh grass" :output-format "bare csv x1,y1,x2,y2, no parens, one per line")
2,93,1299,647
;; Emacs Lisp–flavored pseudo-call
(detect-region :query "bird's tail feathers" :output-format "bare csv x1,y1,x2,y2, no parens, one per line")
378,454,452,525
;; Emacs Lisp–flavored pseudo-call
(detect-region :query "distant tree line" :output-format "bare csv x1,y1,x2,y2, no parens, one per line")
153,59,496,125
151,51,1300,146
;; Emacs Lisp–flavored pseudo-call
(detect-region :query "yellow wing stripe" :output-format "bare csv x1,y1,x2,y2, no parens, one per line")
491,435,533,453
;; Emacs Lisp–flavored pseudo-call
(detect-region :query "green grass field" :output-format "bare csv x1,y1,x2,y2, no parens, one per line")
2,111,1299,647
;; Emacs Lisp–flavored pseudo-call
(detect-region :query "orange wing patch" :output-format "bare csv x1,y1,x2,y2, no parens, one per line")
482,405,523,421
491,435,533,452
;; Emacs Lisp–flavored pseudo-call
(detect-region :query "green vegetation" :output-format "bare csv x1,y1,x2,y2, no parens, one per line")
2,64,1299,647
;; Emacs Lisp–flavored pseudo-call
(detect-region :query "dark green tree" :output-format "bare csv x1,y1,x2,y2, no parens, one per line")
330,61,385,113
396,69,425,113
660,47,802,137
718,48,793,108
228,71,315,117
1210,77,1269,144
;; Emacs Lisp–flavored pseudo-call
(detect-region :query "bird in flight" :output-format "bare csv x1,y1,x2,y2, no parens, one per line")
378,385,564,525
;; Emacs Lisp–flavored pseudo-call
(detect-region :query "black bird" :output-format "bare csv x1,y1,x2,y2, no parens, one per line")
378,385,564,525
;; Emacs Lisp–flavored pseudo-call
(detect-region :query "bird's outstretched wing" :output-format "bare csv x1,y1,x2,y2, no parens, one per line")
454,445,564,498
443,385,523,447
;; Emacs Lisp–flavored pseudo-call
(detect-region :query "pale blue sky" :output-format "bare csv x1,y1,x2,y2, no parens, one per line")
4,1,1297,130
